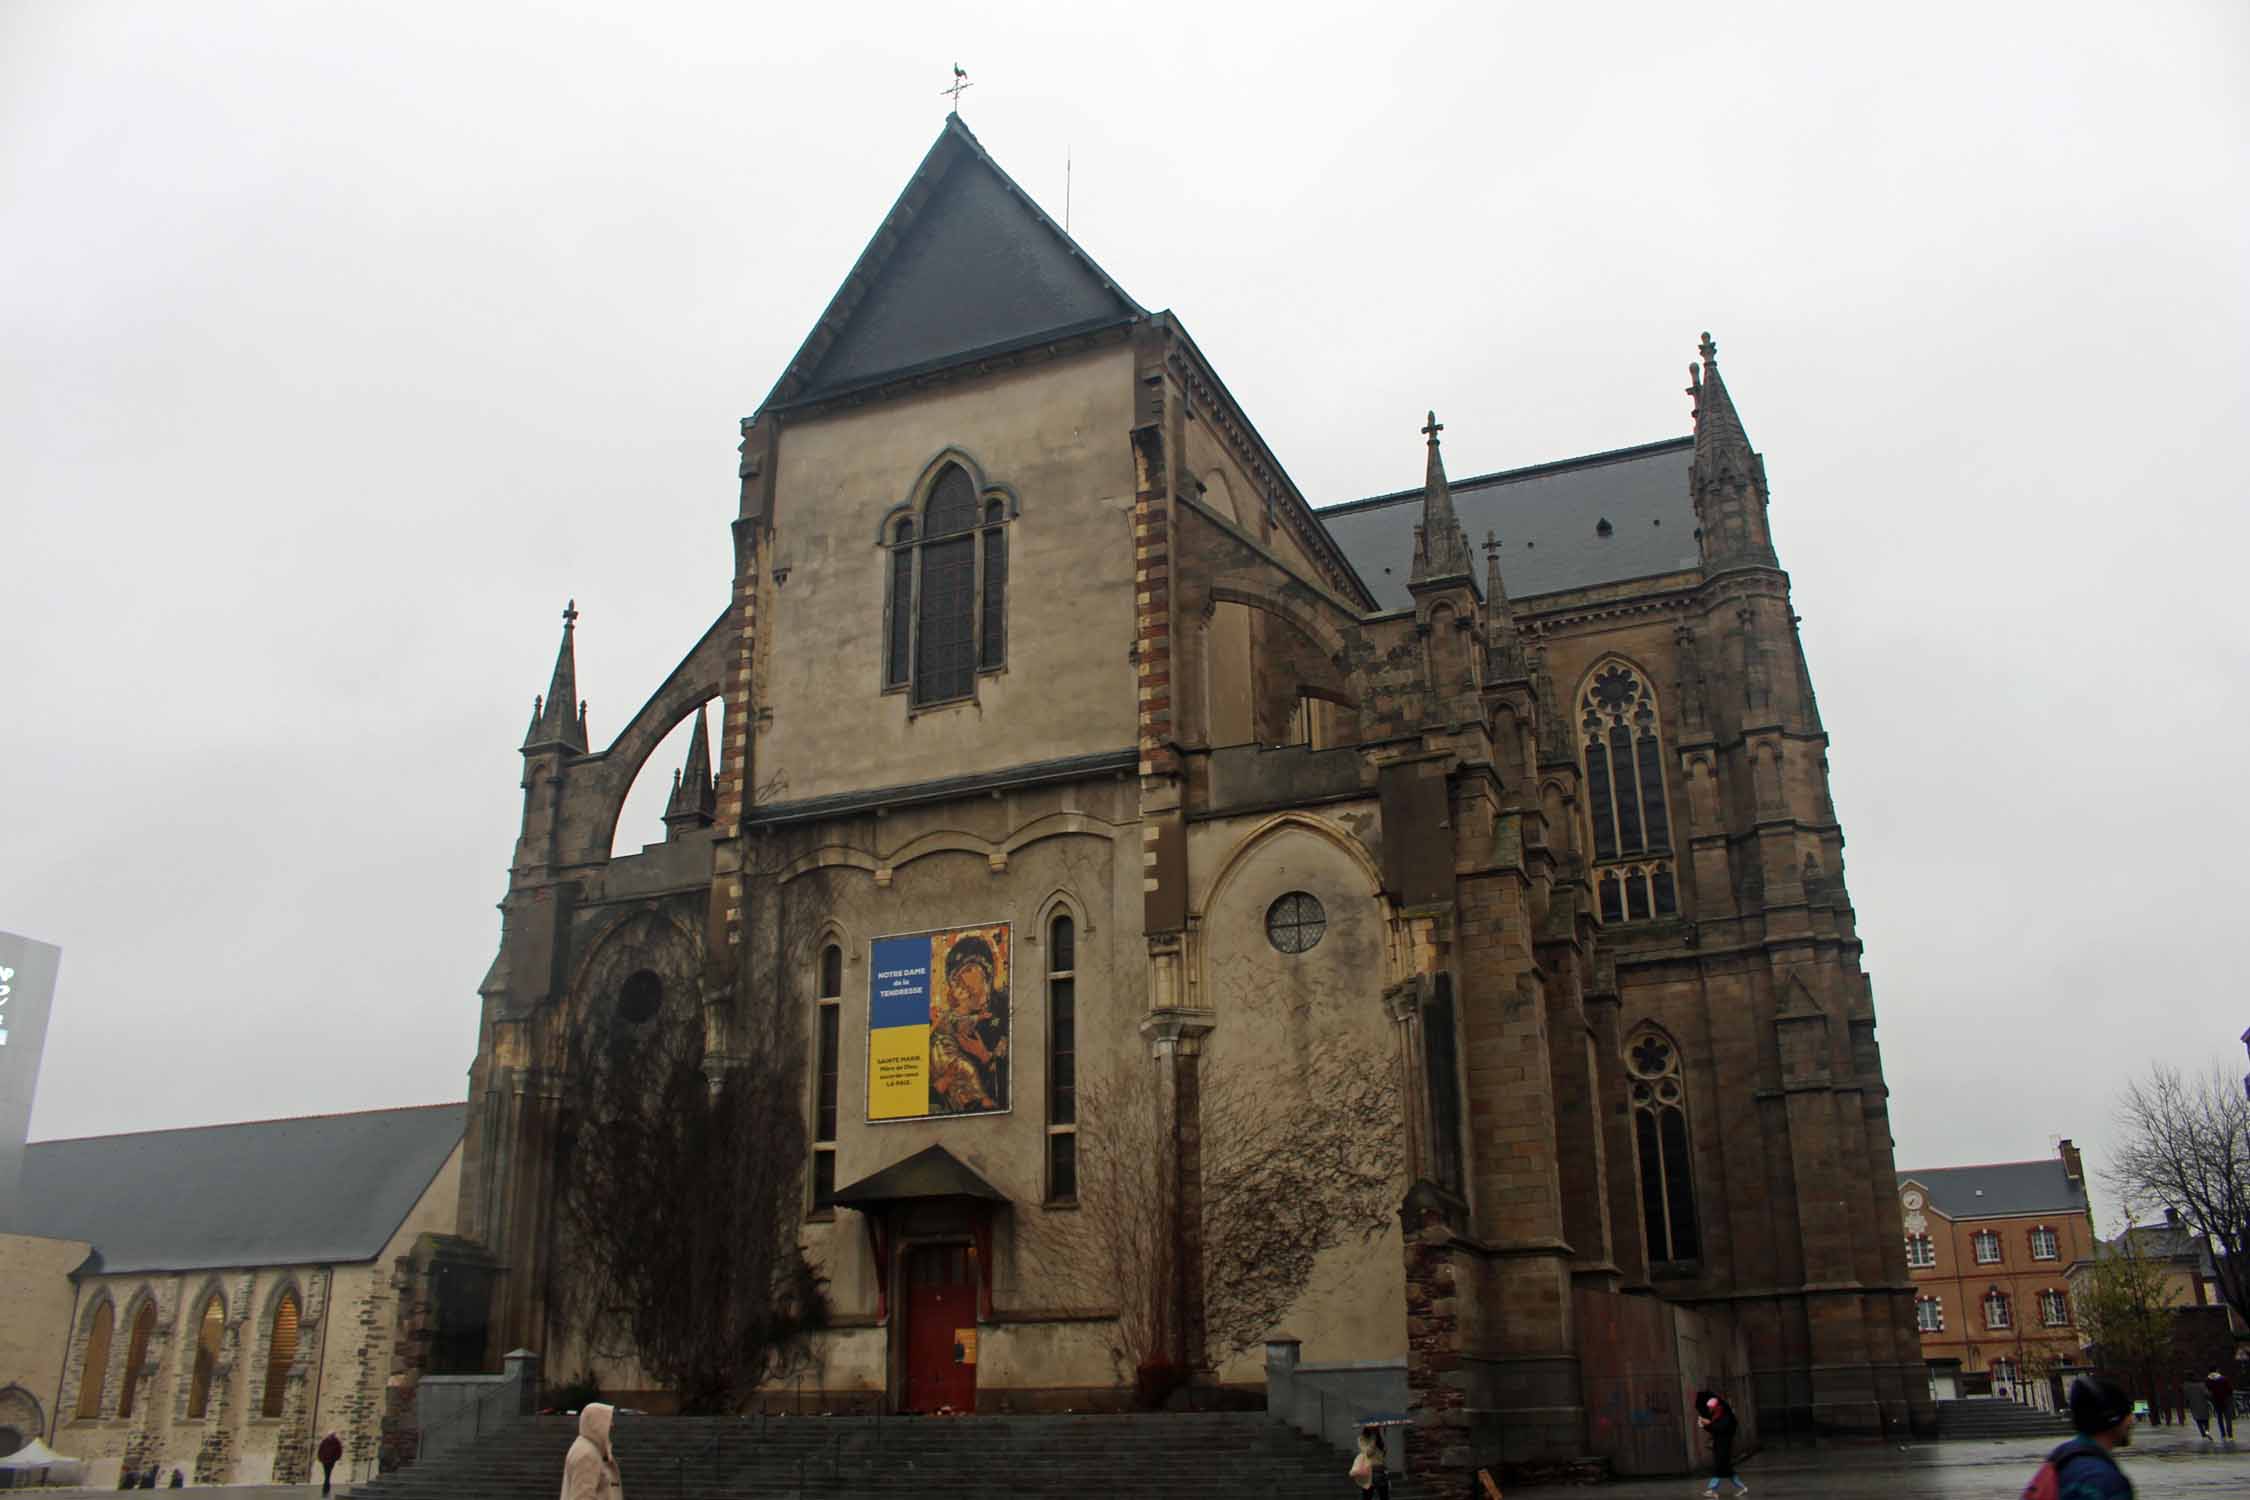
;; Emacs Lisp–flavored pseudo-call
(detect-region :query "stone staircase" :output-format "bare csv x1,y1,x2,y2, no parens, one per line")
1935,1397,2071,1441
358,1411,1391,1500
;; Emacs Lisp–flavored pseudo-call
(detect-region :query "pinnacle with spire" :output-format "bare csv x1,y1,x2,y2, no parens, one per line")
523,599,589,754
1409,410,1477,589
1687,332,1756,489
663,702,718,837
1685,331,1777,568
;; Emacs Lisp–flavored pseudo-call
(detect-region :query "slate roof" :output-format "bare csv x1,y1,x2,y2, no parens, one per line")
1896,1160,2090,1220
833,1145,1008,1207
1318,437,1699,612
761,114,1145,413
4,1103,465,1275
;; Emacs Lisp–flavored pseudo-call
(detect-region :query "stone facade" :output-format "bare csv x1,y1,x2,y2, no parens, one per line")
458,113,1929,1477
11,1140,461,1488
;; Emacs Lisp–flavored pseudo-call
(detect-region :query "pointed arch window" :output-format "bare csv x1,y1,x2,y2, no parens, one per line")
810,941,842,1216
1580,662,1677,922
1045,911,1078,1203
76,1301,114,1419
261,1290,301,1418
118,1300,156,1419
188,1293,224,1419
884,463,1010,704
1624,1029,1700,1266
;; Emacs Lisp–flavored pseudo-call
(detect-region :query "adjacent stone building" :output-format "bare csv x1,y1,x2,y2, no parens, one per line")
451,111,1929,1475
0,1105,463,1487
1895,1142,2097,1402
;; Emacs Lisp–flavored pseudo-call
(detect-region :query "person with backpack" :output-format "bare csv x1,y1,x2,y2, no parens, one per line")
1694,1390,1745,1497
2206,1369,2235,1446
2023,1376,2134,1500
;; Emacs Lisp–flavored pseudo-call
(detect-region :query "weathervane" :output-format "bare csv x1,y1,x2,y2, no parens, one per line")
943,63,972,111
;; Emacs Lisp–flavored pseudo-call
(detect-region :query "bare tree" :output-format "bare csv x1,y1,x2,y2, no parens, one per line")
553,988,828,1413
1027,1037,1404,1394
2076,1234,2180,1412
2108,1062,2250,1329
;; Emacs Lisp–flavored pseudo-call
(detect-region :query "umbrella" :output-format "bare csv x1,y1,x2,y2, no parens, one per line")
1356,1411,1416,1427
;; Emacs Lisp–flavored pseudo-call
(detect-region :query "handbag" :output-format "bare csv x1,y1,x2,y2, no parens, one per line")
1349,1453,1374,1487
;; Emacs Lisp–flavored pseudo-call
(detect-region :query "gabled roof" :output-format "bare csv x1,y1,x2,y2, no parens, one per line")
833,1145,1007,1207
1897,1159,2090,1221
4,1103,465,1275
1319,438,1699,611
760,114,1145,414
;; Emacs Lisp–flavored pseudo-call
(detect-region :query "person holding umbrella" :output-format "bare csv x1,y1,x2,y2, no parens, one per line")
1695,1390,1746,1497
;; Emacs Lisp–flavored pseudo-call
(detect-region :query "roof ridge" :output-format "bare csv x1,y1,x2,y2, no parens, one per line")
1899,1158,2073,1174
29,1100,465,1147
1319,435,1695,517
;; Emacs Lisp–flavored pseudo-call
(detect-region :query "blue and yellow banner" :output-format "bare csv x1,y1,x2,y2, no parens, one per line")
866,924,1011,1122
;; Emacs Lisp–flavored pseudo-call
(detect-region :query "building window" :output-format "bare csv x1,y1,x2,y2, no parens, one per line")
884,463,1009,705
1422,974,1467,1194
811,942,841,1215
1974,1230,2002,1264
2040,1289,2069,1326
261,1291,300,1418
1993,1357,2017,1387
1265,891,1326,954
1906,1233,1936,1268
1983,1290,2011,1329
1624,1029,1700,1265
188,1294,224,1419
1579,662,1677,921
1916,1296,1944,1333
118,1301,156,1420
1046,912,1078,1203
76,1301,113,1419
2031,1226,2059,1261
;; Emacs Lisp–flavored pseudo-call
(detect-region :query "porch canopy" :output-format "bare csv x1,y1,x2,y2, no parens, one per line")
834,1145,1008,1209
834,1146,1008,1322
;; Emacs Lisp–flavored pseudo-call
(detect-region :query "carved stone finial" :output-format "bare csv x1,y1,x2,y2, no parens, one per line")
563,598,579,626
1422,410,1443,443
1483,529,1501,559
1699,331,1718,364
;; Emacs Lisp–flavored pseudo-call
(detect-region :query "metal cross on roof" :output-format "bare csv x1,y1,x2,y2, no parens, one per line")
943,64,973,110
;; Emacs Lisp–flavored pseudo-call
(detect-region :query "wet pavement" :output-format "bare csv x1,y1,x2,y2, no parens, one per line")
1508,1426,2250,1497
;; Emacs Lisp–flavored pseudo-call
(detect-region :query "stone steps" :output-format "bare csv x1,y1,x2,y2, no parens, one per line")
358,1412,1394,1500
1933,1398,2070,1440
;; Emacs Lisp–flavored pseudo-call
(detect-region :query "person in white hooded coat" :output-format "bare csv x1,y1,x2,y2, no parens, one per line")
560,1402,622,1500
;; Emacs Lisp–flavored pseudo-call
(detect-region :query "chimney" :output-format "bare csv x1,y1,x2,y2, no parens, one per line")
2059,1138,2084,1184
2165,1205,2182,1230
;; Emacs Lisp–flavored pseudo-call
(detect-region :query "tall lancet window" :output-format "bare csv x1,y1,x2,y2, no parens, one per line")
1579,660,1678,923
884,462,1010,705
1624,1028,1701,1267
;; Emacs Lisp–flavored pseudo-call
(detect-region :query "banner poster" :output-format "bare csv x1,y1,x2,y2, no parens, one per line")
867,923,1010,1122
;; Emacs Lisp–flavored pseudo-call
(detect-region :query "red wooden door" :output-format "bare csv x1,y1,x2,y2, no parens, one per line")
902,1242,977,1412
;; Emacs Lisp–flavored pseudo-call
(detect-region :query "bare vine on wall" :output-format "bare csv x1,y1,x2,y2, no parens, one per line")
1025,1034,1405,1384
551,985,828,1413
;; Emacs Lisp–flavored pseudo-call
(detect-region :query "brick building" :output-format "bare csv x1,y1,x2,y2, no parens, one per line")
0,1105,462,1488
443,111,1929,1479
1896,1142,2097,1402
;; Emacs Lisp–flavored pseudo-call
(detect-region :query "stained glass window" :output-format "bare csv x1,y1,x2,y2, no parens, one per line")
887,463,1010,703
1625,1028,1701,1266
1580,662,1680,922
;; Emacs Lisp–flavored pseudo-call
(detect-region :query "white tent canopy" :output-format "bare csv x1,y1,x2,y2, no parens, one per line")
0,1437,84,1477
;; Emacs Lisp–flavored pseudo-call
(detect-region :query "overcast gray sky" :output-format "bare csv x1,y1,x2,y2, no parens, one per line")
5,2,2245,1219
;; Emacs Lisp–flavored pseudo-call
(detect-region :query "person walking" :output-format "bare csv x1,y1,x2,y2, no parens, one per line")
2206,1370,2235,1447
1694,1390,1746,1498
1350,1425,1390,1500
2183,1375,2212,1443
560,1402,623,1500
2026,1377,2134,1499
317,1431,344,1496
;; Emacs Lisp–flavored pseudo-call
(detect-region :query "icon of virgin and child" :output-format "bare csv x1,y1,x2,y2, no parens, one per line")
927,928,1010,1114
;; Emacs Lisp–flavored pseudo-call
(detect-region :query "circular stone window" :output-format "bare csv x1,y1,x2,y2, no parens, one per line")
1265,891,1327,954
617,969,664,1025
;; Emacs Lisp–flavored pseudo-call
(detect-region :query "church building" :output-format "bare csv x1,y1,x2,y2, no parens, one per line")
451,113,1930,1475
